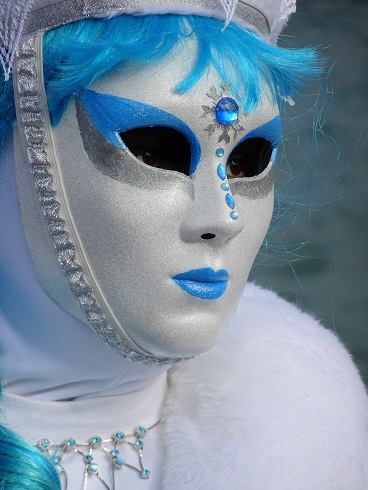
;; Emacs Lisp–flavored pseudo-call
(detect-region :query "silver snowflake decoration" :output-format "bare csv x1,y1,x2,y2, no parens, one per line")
202,84,245,144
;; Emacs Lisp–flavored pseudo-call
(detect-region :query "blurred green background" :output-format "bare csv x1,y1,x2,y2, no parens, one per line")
249,0,368,384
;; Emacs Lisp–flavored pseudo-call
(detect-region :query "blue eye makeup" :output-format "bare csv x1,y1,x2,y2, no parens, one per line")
225,115,281,179
238,115,281,163
81,90,201,176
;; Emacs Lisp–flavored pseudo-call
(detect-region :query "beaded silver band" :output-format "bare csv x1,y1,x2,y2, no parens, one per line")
13,35,182,366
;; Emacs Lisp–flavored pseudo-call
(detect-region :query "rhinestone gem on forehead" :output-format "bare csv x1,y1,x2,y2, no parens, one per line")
202,84,245,144
215,97,239,125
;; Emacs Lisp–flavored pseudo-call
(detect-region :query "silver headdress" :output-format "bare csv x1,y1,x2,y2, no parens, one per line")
1,0,296,80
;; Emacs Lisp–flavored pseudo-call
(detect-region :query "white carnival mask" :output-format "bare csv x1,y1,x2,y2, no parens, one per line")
12,39,280,365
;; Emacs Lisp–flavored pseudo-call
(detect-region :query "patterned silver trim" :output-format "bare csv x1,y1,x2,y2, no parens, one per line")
23,0,269,37
13,36,181,366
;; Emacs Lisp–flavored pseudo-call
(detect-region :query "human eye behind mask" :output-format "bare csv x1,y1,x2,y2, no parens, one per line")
226,137,274,179
122,127,274,180
77,89,203,186
78,93,276,185
119,126,191,175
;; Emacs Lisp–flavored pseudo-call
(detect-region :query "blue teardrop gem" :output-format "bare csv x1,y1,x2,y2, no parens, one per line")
225,193,235,209
217,164,226,181
215,97,239,126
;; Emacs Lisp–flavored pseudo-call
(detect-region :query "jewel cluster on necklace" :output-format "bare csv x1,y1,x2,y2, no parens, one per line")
35,424,153,489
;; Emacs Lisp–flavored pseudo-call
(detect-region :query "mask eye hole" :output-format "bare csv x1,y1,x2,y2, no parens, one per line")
227,137,274,179
119,126,191,176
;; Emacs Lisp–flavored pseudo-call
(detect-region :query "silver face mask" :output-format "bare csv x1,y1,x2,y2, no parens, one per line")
13,37,279,364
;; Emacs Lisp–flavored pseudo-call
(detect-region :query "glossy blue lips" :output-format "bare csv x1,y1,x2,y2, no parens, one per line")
172,268,229,300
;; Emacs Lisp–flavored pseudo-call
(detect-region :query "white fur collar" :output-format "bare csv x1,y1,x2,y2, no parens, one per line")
161,284,368,489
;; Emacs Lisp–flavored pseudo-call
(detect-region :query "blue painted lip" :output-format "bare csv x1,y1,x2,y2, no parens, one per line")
172,268,229,300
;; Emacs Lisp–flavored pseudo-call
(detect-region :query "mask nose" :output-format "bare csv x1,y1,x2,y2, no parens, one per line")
180,162,243,245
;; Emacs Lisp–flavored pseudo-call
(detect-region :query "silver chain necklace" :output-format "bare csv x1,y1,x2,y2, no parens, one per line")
35,421,159,489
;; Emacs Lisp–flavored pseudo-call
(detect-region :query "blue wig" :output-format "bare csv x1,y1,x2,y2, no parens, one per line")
0,13,322,489
0,426,61,490
0,14,322,142
45,15,322,122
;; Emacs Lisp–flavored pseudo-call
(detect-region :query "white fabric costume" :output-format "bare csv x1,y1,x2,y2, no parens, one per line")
1,139,367,488
1,1,368,489
2,284,368,489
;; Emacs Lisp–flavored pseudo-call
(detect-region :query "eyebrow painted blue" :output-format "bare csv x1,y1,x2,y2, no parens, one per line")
81,90,201,175
235,115,281,162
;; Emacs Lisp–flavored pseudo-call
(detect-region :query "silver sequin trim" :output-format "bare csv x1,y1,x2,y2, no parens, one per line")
23,0,269,37
14,37,181,366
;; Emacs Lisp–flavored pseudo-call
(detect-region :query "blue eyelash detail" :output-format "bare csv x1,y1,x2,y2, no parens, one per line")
235,115,281,163
81,90,201,175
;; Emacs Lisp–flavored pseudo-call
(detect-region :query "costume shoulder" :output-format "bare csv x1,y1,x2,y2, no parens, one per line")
162,284,368,489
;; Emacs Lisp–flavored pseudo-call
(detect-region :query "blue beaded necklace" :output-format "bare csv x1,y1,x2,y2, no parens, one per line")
35,422,158,489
